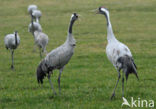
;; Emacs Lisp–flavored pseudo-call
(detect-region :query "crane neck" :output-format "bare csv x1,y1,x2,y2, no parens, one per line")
104,13,116,42
15,32,18,46
36,18,39,23
31,15,35,36
68,19,75,34
66,19,76,45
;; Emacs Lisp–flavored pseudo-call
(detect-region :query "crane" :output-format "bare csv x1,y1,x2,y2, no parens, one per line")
36,13,78,95
30,14,48,58
95,7,139,99
4,31,20,69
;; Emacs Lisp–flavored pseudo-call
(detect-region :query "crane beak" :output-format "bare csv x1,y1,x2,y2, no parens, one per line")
77,14,81,16
77,14,82,21
90,9,99,14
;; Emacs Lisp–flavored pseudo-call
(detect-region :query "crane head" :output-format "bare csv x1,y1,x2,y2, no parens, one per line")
14,31,18,35
71,13,78,21
94,6,109,16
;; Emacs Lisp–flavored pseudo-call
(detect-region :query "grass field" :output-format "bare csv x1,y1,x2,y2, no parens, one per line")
0,0,156,109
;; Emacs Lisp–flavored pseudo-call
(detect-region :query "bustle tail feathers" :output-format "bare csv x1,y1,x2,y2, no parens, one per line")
36,59,55,84
117,55,139,81
36,59,47,84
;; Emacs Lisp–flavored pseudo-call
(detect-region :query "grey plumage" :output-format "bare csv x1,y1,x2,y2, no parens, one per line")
36,13,78,95
34,31,48,58
28,21,42,33
28,4,37,15
4,31,20,69
32,10,42,23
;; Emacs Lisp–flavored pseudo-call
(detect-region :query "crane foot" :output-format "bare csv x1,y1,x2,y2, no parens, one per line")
110,93,115,100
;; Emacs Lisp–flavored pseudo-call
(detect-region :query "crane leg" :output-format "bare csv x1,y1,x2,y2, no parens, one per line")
11,50,14,69
42,48,47,56
43,47,47,55
39,47,42,58
48,73,57,95
58,68,63,95
33,42,36,52
122,73,125,97
111,69,121,100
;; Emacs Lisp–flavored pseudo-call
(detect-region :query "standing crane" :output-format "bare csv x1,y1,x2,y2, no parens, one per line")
36,13,78,95
95,7,139,99
28,20,43,53
30,14,48,58
4,31,20,69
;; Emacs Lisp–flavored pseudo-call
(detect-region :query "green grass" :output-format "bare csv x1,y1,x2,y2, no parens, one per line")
0,0,156,109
